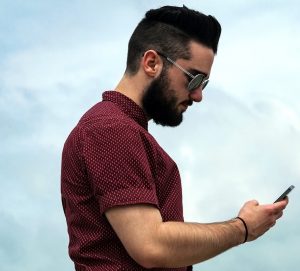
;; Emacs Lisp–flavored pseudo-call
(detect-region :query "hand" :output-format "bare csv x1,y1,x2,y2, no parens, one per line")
237,198,288,242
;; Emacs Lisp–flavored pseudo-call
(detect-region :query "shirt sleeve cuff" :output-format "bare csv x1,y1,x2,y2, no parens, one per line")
98,187,159,214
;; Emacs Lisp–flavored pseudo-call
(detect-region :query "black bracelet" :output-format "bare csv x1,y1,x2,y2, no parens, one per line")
236,217,248,243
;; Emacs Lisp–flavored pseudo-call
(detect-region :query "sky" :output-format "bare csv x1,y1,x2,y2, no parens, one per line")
0,0,299,270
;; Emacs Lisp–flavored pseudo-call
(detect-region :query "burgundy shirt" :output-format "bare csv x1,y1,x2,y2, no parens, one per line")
61,91,192,270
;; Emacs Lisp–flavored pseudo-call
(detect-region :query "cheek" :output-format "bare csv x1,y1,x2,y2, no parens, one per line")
168,69,187,91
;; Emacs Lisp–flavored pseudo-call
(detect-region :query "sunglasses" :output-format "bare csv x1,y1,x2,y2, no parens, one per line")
157,52,209,91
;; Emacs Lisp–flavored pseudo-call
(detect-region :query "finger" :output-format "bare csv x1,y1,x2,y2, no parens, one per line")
247,199,259,206
273,199,288,210
275,211,283,220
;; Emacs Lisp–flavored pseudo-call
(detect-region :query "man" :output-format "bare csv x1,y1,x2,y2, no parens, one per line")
61,5,288,270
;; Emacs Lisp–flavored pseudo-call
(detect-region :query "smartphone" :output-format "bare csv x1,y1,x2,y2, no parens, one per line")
274,185,295,203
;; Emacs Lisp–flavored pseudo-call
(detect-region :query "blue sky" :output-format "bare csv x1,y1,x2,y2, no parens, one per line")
0,1,299,270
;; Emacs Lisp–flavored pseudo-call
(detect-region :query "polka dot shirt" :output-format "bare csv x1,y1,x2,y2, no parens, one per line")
61,91,192,271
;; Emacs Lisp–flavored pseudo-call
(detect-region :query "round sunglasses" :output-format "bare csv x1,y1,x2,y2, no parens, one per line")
157,51,209,91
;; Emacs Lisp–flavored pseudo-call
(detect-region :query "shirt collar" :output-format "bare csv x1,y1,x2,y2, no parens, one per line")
102,91,148,130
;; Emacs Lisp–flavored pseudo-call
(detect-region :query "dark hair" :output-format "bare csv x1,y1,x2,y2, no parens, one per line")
125,5,221,75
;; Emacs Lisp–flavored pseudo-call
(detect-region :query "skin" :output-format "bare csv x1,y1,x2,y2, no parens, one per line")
107,40,289,268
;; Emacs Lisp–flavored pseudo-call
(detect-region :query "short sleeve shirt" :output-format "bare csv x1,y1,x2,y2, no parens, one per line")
61,91,192,271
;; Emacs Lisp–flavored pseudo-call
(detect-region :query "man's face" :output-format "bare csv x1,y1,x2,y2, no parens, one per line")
142,67,189,127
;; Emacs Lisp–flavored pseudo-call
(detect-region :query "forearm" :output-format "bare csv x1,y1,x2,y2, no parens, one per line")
106,201,288,269
150,219,244,268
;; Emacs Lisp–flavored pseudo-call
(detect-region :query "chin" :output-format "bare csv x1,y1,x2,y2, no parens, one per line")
152,115,183,127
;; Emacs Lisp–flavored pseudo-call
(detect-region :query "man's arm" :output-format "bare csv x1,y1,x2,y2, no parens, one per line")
105,199,288,268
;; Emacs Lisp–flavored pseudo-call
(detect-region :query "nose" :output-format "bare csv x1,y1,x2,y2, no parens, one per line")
189,87,203,102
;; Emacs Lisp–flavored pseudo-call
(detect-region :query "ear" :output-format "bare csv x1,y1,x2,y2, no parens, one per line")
141,50,163,78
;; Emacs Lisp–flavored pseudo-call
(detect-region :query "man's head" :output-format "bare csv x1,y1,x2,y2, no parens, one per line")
125,5,221,126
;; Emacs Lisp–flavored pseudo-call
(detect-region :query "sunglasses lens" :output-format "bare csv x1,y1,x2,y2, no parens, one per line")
187,74,206,91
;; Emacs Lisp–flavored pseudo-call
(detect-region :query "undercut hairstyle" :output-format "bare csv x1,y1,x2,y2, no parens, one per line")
125,5,222,75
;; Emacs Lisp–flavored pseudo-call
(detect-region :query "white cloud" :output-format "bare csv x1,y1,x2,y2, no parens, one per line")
1,1,299,270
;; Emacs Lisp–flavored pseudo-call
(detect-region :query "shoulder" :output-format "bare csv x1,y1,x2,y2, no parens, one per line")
78,101,142,133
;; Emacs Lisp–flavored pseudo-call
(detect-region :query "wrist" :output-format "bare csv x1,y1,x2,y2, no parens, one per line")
235,217,248,243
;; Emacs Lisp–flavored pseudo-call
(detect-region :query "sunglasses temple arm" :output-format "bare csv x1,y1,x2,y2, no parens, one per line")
165,57,195,79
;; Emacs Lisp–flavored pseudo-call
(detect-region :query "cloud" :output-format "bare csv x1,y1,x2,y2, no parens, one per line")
1,1,299,270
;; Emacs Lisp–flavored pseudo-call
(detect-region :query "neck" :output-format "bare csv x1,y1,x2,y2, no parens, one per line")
114,73,148,108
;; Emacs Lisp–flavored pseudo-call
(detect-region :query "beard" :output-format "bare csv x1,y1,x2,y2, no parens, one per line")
142,69,184,127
